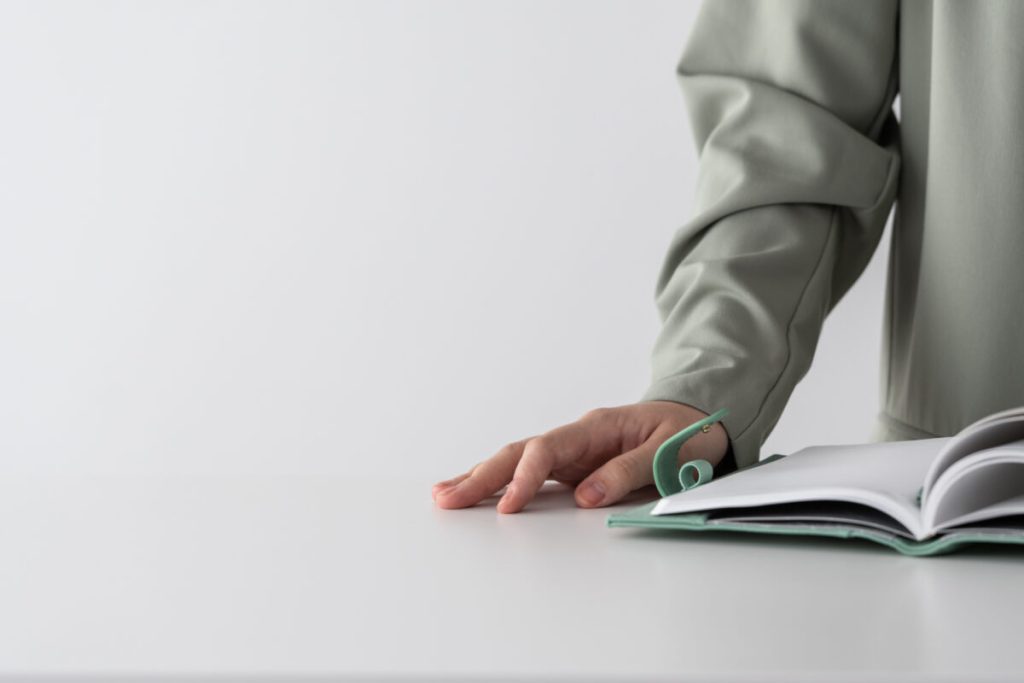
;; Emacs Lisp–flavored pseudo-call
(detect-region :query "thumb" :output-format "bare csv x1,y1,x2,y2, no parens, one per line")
574,440,658,508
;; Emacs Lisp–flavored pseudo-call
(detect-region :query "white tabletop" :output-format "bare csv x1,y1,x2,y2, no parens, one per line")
1,474,1022,682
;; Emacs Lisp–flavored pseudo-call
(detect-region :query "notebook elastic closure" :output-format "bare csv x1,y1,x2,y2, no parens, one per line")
652,408,729,497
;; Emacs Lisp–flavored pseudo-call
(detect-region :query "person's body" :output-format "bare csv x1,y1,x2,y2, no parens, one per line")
434,0,1024,513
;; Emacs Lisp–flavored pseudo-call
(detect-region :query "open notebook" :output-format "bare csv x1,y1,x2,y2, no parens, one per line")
607,407,1024,555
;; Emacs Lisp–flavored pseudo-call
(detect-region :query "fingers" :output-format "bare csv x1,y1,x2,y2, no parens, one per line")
434,405,651,513
433,440,527,509
497,420,596,514
573,437,660,508
495,437,556,514
431,472,471,500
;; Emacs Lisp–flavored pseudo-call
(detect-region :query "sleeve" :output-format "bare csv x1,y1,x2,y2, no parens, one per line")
640,0,902,469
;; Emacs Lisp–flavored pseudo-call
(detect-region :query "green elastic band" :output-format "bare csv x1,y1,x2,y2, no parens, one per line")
652,408,729,497
678,459,714,490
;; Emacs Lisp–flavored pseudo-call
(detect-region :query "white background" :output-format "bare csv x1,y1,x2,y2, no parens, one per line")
0,0,891,477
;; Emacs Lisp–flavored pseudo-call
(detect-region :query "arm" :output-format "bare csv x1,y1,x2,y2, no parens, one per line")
642,0,901,468
434,0,901,513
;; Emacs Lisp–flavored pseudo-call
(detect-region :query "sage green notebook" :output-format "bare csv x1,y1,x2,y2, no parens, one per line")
608,407,1024,556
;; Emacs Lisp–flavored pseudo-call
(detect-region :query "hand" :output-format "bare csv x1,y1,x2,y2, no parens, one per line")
432,400,730,513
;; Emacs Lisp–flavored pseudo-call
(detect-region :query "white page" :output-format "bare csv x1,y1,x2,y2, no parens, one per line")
935,493,1024,532
921,407,1024,502
712,501,917,539
653,438,948,540
923,443,1024,532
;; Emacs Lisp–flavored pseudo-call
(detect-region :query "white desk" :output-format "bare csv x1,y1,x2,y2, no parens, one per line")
1,475,1022,682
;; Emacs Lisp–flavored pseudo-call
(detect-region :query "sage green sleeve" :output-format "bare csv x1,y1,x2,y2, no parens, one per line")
641,0,902,468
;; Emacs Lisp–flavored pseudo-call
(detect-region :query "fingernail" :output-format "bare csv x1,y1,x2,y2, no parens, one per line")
498,485,516,510
577,481,605,506
437,480,462,496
